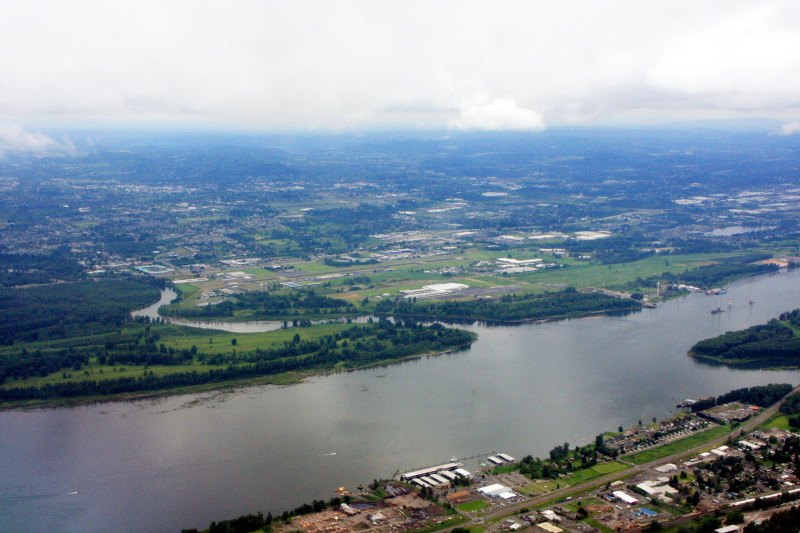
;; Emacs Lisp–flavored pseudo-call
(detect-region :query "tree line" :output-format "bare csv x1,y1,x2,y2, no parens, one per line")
0,320,474,402
160,289,355,319
688,384,792,412
0,276,164,345
630,254,777,290
374,288,641,322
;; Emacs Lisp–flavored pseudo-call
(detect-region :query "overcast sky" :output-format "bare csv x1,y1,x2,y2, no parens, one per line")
1,0,799,132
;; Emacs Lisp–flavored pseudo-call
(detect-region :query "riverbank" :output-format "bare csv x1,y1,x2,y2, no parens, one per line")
688,351,800,370
0,336,477,410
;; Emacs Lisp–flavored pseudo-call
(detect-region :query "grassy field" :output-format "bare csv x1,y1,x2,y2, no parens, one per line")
526,252,748,291
560,461,628,486
625,425,730,464
161,322,351,354
758,414,793,431
456,500,490,512
515,484,543,496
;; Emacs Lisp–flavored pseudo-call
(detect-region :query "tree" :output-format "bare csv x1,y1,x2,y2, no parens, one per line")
231,338,237,346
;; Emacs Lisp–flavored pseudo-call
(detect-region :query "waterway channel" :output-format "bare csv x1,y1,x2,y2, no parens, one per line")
3,269,800,533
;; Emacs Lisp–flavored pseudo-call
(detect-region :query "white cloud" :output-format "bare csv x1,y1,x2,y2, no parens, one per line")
0,1,798,130
779,121,800,135
450,98,545,131
0,123,71,155
648,2,800,111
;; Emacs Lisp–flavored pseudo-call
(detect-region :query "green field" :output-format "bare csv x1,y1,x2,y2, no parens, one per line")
456,500,490,512
625,425,730,464
758,414,793,431
527,252,749,291
491,464,517,475
162,322,351,354
560,461,628,485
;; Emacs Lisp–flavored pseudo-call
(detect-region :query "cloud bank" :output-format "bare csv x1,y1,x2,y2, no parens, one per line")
0,123,72,155
779,122,800,136
450,99,545,131
0,0,798,130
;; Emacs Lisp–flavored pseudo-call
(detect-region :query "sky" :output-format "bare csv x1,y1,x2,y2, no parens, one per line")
1,0,799,133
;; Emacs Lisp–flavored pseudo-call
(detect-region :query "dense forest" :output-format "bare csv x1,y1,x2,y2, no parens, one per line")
779,391,800,429
0,319,474,402
0,276,164,345
689,312,800,366
374,288,641,322
0,248,85,287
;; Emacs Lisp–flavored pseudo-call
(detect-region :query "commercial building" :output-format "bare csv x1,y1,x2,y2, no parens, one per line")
612,490,639,505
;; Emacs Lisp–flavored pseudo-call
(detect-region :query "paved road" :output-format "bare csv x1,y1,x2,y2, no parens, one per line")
466,385,800,527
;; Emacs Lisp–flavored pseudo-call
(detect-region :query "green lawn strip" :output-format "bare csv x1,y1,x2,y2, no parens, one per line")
560,461,628,486
757,413,793,431
515,485,542,496
533,480,559,491
466,526,488,533
624,425,730,464
456,500,490,512
491,465,517,475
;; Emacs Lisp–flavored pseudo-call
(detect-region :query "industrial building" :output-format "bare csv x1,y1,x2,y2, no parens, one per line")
400,462,462,481
399,283,469,300
438,471,458,481
430,474,449,486
412,479,430,489
612,490,639,505
478,483,517,499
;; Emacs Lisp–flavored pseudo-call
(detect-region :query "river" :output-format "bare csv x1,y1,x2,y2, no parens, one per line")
2,269,800,533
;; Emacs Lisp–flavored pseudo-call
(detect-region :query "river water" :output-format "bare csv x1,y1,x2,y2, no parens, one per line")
2,270,800,533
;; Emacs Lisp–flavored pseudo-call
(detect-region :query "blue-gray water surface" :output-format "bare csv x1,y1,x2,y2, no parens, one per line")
2,269,800,533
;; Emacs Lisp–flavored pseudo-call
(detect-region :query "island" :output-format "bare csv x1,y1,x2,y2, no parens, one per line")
689,310,800,368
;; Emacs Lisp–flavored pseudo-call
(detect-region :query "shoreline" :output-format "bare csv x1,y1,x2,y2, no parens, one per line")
688,351,800,370
0,338,476,411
